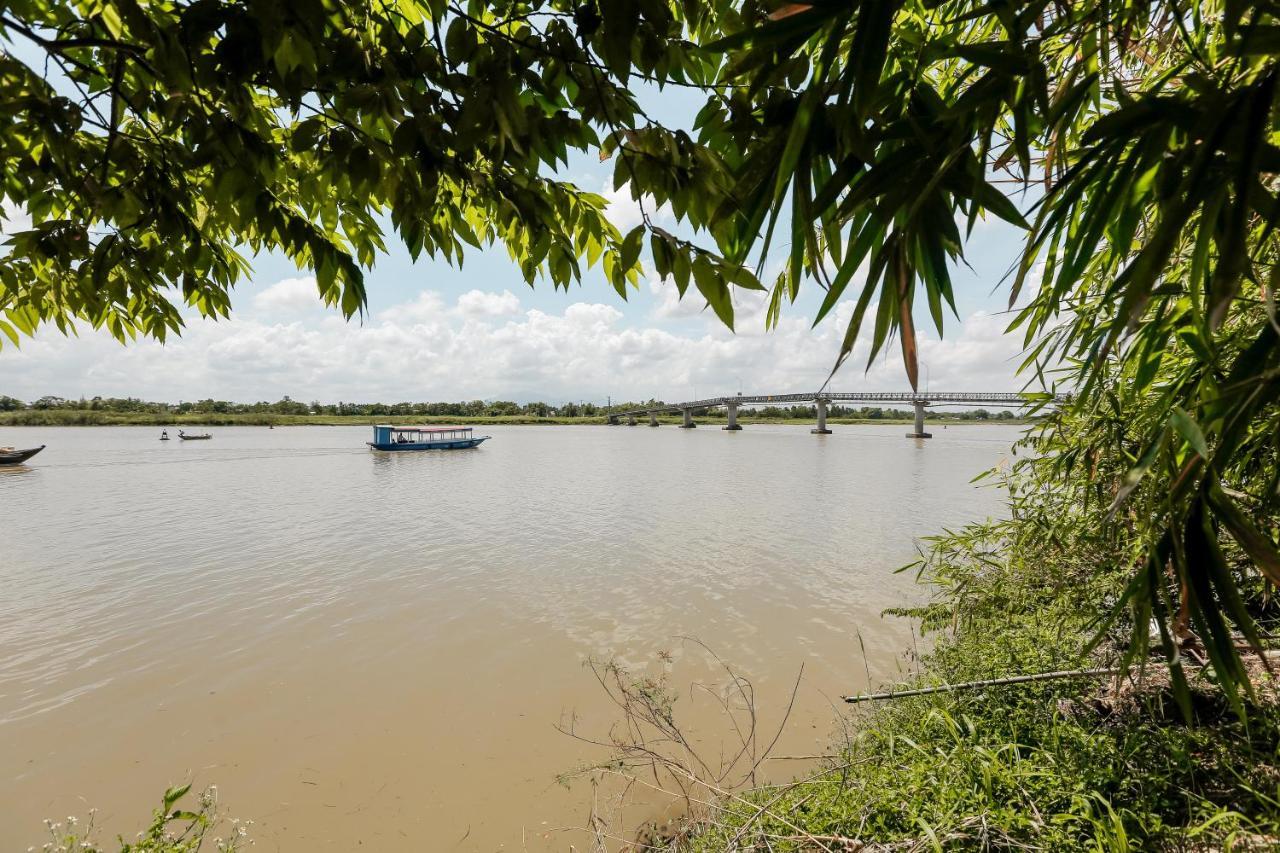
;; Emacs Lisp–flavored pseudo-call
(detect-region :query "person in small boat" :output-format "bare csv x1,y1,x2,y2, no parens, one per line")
396,433,410,443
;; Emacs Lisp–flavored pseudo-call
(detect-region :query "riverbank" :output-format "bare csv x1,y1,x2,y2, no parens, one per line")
662,487,1280,849
0,410,1025,428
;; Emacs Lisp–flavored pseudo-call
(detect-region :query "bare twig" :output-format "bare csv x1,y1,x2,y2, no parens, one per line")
841,667,1121,703
559,644,817,849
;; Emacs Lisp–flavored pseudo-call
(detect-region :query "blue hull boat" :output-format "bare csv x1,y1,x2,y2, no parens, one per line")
367,425,491,451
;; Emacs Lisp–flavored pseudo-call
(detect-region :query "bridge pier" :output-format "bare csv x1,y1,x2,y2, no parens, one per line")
627,414,637,426
680,408,696,428
906,400,932,438
723,402,742,430
649,412,659,427
606,415,618,425
811,398,832,434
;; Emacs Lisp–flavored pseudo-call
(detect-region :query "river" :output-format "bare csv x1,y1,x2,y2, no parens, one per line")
0,423,1020,849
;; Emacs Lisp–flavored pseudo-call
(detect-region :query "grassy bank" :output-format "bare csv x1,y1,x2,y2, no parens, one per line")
0,409,1019,428
654,488,1280,850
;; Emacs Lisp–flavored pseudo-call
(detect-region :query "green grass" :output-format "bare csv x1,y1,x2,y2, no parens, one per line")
680,519,1280,851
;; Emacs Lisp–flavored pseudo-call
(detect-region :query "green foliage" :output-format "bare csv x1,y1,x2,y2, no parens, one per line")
662,0,1280,390
678,384,1280,848
1000,339,1280,701
33,785,248,852
687,454,1280,850
0,0,759,346
694,693,1280,850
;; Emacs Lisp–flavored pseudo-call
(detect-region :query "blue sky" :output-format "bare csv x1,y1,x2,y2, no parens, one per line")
0,57,1032,405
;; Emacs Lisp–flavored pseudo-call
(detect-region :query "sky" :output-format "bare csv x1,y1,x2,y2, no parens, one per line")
0,71,1037,407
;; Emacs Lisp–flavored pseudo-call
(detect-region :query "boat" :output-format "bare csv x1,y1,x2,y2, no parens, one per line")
177,430,212,441
160,430,169,441
367,425,490,451
0,445,45,465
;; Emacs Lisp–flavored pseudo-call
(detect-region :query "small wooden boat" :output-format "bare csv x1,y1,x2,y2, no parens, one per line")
160,430,170,441
367,425,490,451
0,445,45,465
177,430,212,441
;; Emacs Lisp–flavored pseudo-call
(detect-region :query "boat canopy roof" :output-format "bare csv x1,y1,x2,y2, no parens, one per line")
376,424,472,433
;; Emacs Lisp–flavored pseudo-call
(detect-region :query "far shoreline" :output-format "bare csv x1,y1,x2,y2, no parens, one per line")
0,411,1032,428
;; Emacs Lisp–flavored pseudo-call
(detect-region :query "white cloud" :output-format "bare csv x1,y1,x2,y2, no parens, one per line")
0,285,1034,405
602,180,671,231
1,200,31,236
252,276,322,312
914,310,1027,392
648,276,706,321
456,289,521,318
379,291,448,326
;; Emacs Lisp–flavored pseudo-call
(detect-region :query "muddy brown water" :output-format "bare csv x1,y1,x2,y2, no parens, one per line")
0,424,1020,849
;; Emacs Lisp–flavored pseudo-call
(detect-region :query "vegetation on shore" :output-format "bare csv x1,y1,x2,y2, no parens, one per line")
39,784,249,852
0,395,1022,427
682,549,1280,850
588,401,1280,850
0,409,605,426
0,409,1026,428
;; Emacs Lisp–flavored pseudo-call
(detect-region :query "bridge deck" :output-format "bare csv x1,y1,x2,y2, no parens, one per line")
611,391,1069,417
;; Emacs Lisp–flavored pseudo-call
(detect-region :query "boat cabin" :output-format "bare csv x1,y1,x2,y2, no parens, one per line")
368,425,489,451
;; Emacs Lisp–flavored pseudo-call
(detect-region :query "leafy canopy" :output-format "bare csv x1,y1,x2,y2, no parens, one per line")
0,0,755,345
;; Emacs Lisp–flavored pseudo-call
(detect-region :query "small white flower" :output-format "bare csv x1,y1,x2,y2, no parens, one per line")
67,817,77,826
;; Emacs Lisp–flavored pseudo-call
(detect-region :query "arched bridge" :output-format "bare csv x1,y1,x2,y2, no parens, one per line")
605,391,1071,438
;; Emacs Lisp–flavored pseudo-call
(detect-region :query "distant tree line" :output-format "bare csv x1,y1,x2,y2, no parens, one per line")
0,395,1020,420
744,405,1017,421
